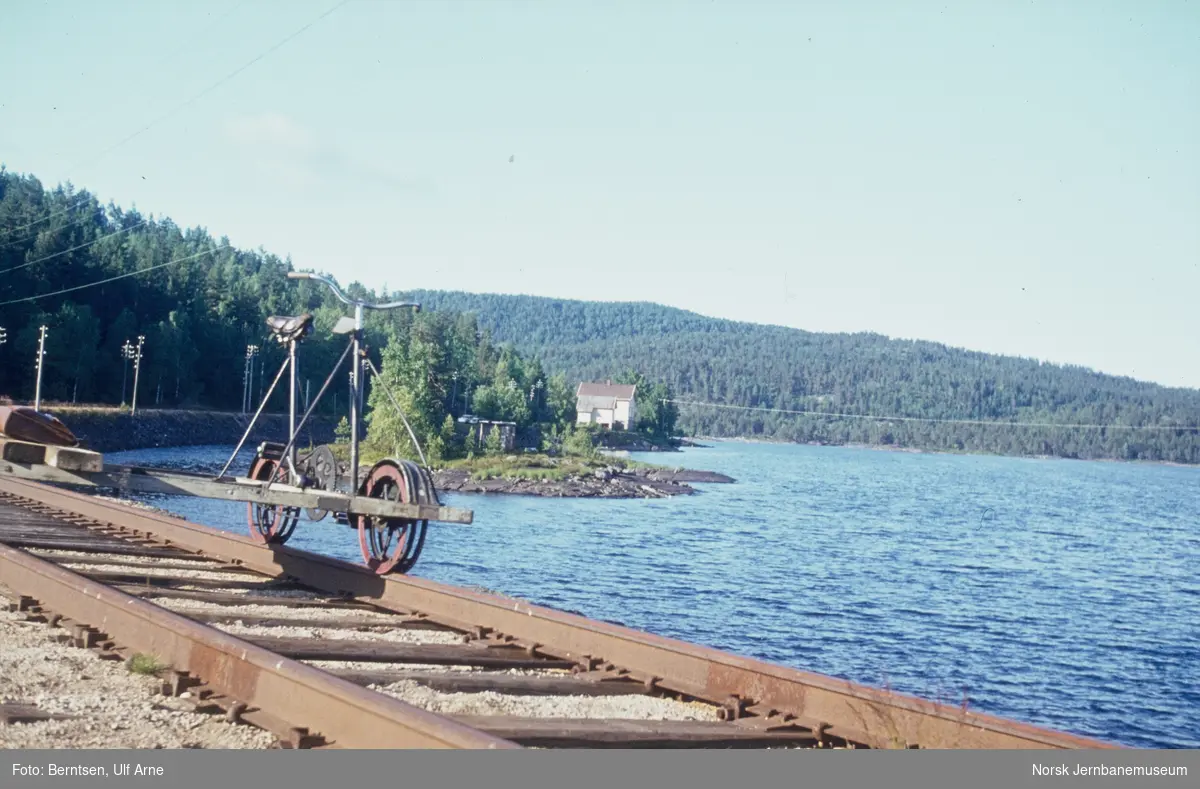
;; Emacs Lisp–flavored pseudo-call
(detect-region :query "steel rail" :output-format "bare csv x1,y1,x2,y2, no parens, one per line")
0,520,512,750
0,476,1118,750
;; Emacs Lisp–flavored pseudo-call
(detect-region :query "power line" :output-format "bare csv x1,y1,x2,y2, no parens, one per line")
1,0,346,246
666,399,1200,433
0,195,99,247
0,246,219,308
63,1,253,138
64,0,351,176
0,218,149,275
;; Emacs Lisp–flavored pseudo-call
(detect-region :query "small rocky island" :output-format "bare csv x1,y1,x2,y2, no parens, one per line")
432,461,734,499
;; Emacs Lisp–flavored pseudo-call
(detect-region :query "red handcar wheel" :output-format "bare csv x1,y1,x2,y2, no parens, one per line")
355,460,427,575
246,457,299,545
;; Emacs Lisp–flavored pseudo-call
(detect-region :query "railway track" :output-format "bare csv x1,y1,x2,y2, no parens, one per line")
0,475,1117,750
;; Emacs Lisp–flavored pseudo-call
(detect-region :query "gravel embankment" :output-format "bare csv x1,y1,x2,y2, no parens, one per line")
149,597,417,624
26,549,218,569
0,590,275,749
372,679,720,721
9,517,724,741
150,581,722,722
53,561,256,585
211,621,464,645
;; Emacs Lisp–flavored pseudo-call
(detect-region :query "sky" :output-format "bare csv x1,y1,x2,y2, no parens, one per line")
2,1,1198,388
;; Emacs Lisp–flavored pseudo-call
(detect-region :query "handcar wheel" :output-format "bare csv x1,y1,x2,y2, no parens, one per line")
246,456,301,545
354,459,431,575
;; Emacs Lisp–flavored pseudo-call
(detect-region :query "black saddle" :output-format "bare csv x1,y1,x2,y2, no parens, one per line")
265,313,314,343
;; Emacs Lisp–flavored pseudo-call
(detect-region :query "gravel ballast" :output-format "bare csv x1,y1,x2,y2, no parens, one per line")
54,562,257,584
149,597,417,624
371,679,720,721
25,549,228,570
0,590,275,749
211,621,464,645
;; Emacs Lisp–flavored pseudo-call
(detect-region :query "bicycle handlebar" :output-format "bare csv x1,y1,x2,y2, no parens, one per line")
288,271,421,311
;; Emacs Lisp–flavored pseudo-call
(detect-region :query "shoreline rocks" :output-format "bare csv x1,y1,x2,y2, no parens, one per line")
431,465,734,499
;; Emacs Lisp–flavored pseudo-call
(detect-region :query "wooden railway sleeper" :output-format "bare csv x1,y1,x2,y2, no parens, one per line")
161,670,202,698
159,673,328,749
8,594,37,612
717,695,750,721
727,706,853,749
470,632,522,650
572,655,602,673
7,597,121,658
270,727,326,750
572,667,636,684
70,623,103,649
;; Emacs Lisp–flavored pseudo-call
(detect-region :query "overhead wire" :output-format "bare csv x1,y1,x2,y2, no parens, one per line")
0,218,150,275
0,196,100,248
0,0,255,246
666,399,1200,433
2,0,351,302
63,0,351,177
0,246,222,308
64,0,253,139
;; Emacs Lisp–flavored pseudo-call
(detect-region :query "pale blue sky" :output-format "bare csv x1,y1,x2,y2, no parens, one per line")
3,1,1197,387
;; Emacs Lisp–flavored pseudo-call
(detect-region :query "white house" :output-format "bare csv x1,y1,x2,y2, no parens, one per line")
576,381,637,431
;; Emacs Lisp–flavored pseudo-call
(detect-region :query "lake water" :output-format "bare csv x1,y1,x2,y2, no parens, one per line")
105,441,1200,749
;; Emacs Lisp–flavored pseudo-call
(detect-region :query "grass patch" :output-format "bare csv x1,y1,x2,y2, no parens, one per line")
126,653,167,676
321,443,673,482
440,453,669,482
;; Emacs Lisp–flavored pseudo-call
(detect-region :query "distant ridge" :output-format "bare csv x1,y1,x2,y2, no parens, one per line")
396,290,1200,464
2,165,1196,464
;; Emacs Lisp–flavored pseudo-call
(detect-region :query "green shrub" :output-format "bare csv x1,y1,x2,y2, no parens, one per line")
483,425,504,456
562,425,596,458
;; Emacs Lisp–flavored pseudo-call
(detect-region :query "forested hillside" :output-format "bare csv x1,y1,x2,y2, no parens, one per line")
0,169,614,463
395,291,1200,463
0,169,520,427
3,167,1199,463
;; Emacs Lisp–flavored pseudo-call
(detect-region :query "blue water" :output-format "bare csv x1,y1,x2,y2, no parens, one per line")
105,441,1200,749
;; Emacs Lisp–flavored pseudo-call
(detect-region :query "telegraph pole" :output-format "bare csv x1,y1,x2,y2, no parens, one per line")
258,352,266,407
130,335,145,415
33,325,48,411
243,345,259,414
121,339,135,406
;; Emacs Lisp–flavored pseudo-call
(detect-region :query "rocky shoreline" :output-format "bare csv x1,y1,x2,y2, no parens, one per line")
432,465,734,499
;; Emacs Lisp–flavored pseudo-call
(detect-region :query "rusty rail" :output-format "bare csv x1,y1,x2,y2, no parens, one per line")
0,541,511,749
0,475,1118,750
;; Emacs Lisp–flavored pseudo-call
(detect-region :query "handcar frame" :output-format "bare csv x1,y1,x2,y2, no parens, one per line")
0,272,471,575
